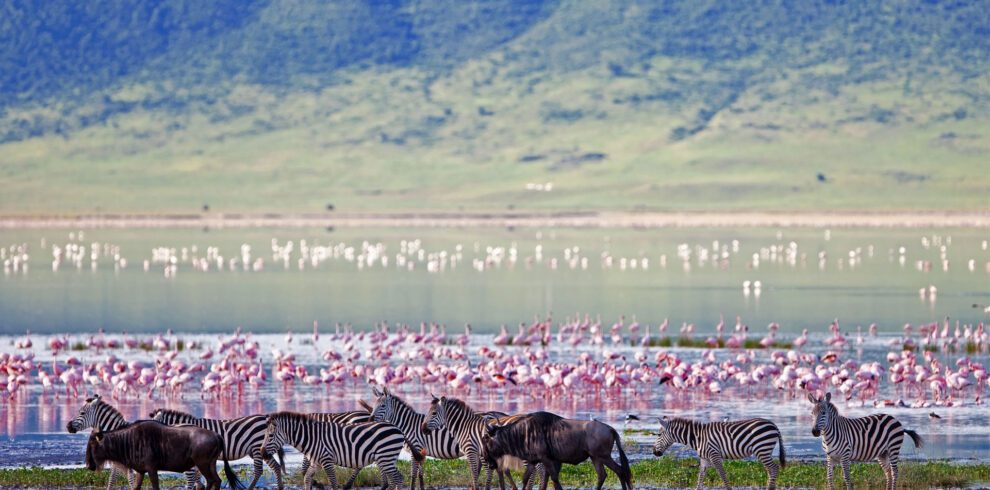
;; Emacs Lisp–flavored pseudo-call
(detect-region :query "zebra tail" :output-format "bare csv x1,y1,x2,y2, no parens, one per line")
905,429,924,449
777,432,786,469
219,438,245,490
609,427,633,487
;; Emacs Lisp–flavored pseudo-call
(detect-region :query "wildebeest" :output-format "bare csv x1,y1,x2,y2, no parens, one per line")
85,420,242,490
482,411,632,490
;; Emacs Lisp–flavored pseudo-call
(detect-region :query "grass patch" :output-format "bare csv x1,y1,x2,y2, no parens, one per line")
7,459,990,489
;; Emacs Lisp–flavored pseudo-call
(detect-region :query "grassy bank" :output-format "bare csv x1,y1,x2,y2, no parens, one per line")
4,459,989,489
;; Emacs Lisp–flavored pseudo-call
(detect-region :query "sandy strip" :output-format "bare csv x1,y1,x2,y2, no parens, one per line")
0,211,989,229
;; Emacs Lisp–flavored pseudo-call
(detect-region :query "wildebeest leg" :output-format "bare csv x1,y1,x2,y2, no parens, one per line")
131,472,144,490
600,458,626,490
593,460,607,490
546,462,563,490
148,470,160,490
197,460,221,490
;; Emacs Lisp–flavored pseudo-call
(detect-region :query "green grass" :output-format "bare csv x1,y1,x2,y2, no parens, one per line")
7,459,990,489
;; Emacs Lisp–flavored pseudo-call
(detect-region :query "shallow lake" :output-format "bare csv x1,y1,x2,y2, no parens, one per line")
1,227,988,334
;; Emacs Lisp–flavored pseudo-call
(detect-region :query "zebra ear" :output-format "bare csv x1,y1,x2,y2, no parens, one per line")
658,416,670,429
824,392,832,402
383,386,391,396
372,386,383,397
807,393,818,404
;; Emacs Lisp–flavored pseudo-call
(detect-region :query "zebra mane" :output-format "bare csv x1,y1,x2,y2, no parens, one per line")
384,392,420,414
91,397,123,415
270,411,316,424
443,397,476,416
155,408,196,419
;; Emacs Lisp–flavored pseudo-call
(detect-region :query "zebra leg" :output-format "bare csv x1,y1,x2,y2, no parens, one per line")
695,459,708,490
592,460,607,490
377,456,403,490
183,469,199,490
342,466,362,490
467,450,482,490
878,457,892,490
759,452,779,490
131,472,144,490
127,469,137,490
244,454,264,490
840,457,852,490
710,456,731,490
321,460,341,490
105,465,117,490
265,454,285,490
889,458,899,490
303,461,318,490
825,456,836,490
520,463,535,490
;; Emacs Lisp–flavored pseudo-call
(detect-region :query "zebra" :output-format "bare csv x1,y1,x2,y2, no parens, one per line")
808,392,923,490
368,386,462,490
150,408,285,490
260,411,405,490
66,394,136,490
652,416,785,490
301,409,377,490
424,394,528,490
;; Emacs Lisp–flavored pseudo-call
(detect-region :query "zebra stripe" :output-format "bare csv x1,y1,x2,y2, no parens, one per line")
809,392,923,490
370,387,462,490
261,412,406,490
66,394,136,490
653,416,785,490
150,408,283,490
299,410,375,490
424,395,509,490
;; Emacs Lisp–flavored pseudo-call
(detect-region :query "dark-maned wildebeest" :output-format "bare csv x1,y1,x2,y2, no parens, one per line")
482,411,632,490
85,420,243,490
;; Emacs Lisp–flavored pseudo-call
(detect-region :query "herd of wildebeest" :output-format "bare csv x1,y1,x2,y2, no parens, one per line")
68,389,922,490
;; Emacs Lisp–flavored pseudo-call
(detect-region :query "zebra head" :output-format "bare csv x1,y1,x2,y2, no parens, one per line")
67,394,104,433
423,394,446,434
652,417,675,456
808,392,833,437
370,386,396,423
260,413,288,461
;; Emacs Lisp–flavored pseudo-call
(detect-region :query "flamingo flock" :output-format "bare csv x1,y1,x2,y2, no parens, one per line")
0,315,987,411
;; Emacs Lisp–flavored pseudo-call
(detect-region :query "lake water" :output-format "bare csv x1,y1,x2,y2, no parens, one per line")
1,227,988,334
0,226,989,469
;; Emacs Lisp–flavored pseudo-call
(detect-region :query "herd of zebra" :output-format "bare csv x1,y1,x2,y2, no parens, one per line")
67,389,923,490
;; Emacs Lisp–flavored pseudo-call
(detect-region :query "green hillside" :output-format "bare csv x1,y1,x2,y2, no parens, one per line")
2,0,989,214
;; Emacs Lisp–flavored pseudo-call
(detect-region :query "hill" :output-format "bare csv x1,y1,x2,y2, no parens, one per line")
2,0,989,214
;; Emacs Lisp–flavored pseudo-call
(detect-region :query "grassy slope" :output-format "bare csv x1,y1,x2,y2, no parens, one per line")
1,2,989,215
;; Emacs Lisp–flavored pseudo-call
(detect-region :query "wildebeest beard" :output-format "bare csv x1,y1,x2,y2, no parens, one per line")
85,436,101,471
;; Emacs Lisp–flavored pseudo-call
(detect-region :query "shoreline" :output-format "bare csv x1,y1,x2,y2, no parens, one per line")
1,210,989,229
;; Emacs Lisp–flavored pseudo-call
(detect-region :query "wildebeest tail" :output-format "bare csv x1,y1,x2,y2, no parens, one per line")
777,432,786,468
609,427,633,488
905,429,924,448
218,438,245,490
